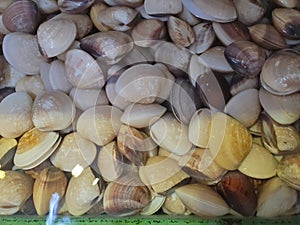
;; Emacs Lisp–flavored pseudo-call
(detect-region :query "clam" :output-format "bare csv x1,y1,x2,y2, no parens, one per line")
65,49,105,89
0,137,17,170
76,105,122,146
97,141,124,182
169,78,200,125
14,128,61,170
2,32,47,75
208,112,253,170
224,41,266,78
182,0,236,22
260,49,300,95
175,183,229,217
224,88,261,127
199,46,234,73
32,91,76,131
115,64,166,104
48,60,72,93
97,6,139,31
259,88,300,125
272,8,300,39
189,22,216,54
0,91,33,138
139,156,190,194
50,13,93,40
217,171,257,216
167,16,195,48
50,132,97,172
90,2,111,32
277,154,300,190
2,0,40,34
37,19,77,58
178,148,226,184
57,0,95,13
238,143,278,179
104,173,151,216
32,0,59,14
144,0,182,15
121,103,166,128
162,192,191,215
66,167,101,216
232,0,266,25
212,21,250,46
249,24,286,50
70,88,109,111
15,75,45,98
0,171,33,215
141,193,165,216
131,19,166,47
80,31,134,65
257,177,297,217
33,167,67,216
150,113,193,156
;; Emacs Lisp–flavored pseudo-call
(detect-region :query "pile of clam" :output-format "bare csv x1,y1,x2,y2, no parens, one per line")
0,0,300,219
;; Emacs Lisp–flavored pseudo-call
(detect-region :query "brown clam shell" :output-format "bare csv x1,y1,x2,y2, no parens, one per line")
217,171,257,216
58,0,95,14
2,0,40,34
224,41,266,78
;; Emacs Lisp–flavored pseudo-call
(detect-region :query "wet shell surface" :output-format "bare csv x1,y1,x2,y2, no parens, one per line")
0,171,33,215
32,91,76,131
0,92,33,138
76,105,122,146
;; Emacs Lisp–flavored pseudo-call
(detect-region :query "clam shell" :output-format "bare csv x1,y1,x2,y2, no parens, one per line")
144,0,182,15
50,132,97,172
182,0,236,22
70,87,109,111
115,64,165,104
208,112,253,170
224,88,261,127
2,32,47,75
104,174,151,217
13,128,61,170
217,171,257,216
175,183,229,217
239,143,278,179
66,167,101,216
33,167,67,216
139,156,190,194
277,154,300,190
162,192,190,215
224,41,266,78
167,16,195,48
97,141,124,182
32,91,76,131
76,105,122,146
32,0,59,14
0,91,33,138
2,0,40,34
212,21,250,46
121,103,166,128
15,75,45,98
260,49,300,95
272,8,300,39
65,49,105,89
80,31,133,65
37,19,76,58
131,19,166,47
0,171,33,215
58,0,95,13
141,193,165,216
90,2,111,32
48,60,72,93
189,22,215,54
249,24,286,50
150,113,193,155
229,75,259,96
259,88,300,125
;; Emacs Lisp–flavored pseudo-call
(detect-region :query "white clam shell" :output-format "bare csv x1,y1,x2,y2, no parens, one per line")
48,60,72,93
32,91,76,131
3,32,47,75
37,19,77,58
76,105,122,146
121,103,166,128
65,49,105,89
